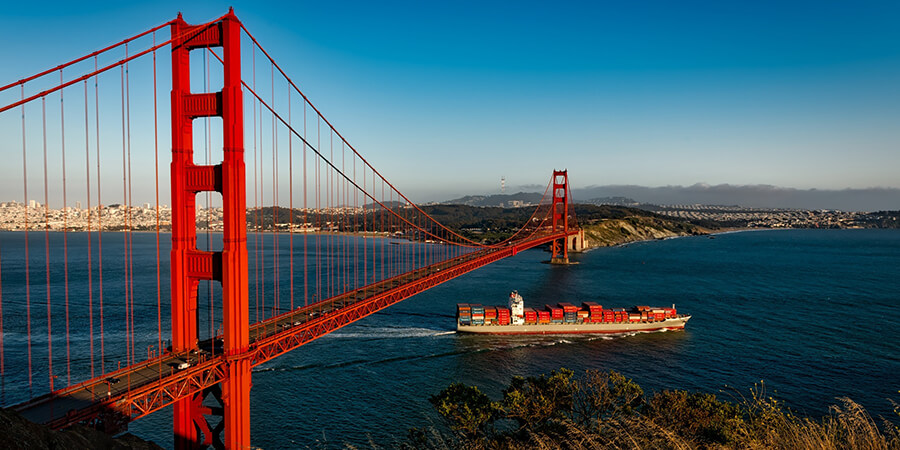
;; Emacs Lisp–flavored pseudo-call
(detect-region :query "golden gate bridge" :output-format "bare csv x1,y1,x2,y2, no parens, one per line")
0,10,581,448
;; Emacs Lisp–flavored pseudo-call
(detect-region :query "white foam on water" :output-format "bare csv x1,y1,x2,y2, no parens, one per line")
326,326,456,339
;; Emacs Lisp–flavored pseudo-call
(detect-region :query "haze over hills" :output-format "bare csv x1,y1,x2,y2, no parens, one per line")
573,184,900,212
444,184,900,212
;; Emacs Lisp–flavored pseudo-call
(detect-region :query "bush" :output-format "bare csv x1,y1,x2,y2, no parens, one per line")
501,368,575,434
429,383,499,439
645,390,744,445
422,369,900,450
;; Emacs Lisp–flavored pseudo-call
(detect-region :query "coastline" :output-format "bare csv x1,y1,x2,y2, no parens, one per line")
578,216,712,250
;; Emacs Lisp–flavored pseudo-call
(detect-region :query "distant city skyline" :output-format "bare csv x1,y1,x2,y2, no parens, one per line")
1,1,898,209
7,180,899,212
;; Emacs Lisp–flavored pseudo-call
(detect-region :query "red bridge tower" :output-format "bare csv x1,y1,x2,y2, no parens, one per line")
170,9,250,449
550,170,571,264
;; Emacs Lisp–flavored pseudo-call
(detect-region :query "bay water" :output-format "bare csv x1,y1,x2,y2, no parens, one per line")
139,229,900,448
3,229,899,447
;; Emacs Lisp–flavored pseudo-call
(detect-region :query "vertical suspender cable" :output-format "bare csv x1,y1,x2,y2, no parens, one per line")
329,129,333,299
271,63,278,316
342,141,346,298
152,31,161,358
42,96,54,393
316,116,320,303
83,78,95,380
252,46,259,324
94,56,106,376
403,193,407,274
363,165,367,286
60,70,72,387
152,31,162,367
125,44,136,367
21,85,32,394
259,67,265,319
303,101,308,307
352,151,359,289
371,168,375,285
388,189,392,278
288,87,294,310
120,64,130,369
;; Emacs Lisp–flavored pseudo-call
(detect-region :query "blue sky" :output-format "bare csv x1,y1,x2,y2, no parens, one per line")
1,0,898,203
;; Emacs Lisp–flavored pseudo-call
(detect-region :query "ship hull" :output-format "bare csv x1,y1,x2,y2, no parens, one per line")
457,315,691,335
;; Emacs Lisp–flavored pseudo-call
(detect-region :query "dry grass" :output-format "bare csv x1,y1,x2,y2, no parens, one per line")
415,370,900,450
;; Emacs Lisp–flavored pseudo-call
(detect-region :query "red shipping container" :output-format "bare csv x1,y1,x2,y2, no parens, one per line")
558,302,579,313
583,301,602,311
546,305,564,319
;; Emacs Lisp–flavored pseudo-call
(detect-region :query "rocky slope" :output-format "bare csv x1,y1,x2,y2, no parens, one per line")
579,216,710,249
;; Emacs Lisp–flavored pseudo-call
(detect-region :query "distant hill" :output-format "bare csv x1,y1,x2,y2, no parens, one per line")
442,192,545,207
441,184,899,211
417,203,707,245
572,184,900,212
583,196,640,206
441,193,640,208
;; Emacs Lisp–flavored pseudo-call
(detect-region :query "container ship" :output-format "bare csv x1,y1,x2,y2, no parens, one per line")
456,291,690,335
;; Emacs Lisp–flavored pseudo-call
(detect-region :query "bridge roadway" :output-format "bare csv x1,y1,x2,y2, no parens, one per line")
12,231,573,431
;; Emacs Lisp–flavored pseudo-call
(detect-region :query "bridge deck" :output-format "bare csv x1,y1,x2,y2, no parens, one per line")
12,231,573,430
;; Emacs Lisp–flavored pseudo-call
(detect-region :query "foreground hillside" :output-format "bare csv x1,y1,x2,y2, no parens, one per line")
413,369,900,450
0,409,161,450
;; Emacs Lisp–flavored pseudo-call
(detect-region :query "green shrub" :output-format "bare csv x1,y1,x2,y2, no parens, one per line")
646,390,745,445
423,369,899,450
429,383,499,439
501,368,575,434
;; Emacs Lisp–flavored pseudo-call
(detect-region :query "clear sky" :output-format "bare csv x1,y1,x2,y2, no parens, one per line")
1,0,898,203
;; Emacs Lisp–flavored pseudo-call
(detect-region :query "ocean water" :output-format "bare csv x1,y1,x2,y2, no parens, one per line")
3,229,899,447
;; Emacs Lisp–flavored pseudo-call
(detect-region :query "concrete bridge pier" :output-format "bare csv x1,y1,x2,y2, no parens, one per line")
550,228,585,264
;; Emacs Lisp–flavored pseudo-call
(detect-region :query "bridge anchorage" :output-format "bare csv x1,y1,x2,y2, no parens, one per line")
0,8,583,449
